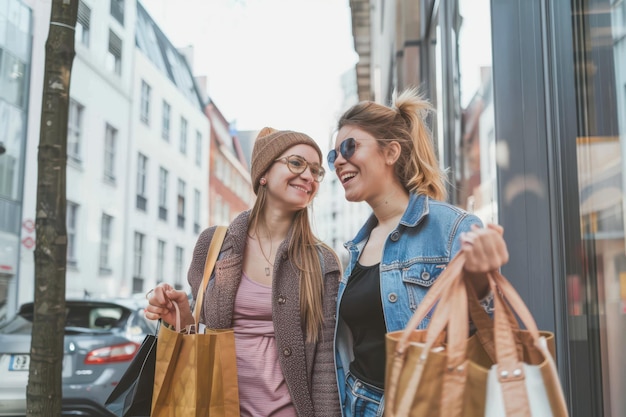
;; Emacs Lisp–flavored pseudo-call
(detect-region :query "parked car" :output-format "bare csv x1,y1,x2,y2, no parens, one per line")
0,298,157,416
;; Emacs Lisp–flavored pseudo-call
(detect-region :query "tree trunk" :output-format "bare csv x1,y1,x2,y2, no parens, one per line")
27,1,78,416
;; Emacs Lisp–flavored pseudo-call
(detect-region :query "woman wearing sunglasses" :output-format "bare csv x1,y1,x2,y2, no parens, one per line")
329,88,510,416
145,127,341,417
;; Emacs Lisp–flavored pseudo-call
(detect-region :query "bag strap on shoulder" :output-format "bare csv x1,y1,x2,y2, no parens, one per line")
193,226,227,325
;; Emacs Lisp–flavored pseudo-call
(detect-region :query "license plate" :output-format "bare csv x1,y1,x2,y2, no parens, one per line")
8,354,72,376
9,354,29,371
62,355,72,377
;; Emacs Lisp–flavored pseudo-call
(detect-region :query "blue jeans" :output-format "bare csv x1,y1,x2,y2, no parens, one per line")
343,371,385,417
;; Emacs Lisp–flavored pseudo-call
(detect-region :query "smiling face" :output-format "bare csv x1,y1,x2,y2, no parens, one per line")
332,126,395,204
263,143,322,211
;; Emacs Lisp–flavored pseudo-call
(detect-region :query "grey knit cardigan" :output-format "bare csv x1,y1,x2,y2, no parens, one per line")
187,210,342,417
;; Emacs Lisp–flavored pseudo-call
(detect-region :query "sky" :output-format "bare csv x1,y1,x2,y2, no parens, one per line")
140,0,359,152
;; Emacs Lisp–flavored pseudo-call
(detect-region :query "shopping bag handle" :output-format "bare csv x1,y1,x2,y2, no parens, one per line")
193,226,228,326
488,271,540,368
393,252,466,355
387,254,467,416
465,278,521,362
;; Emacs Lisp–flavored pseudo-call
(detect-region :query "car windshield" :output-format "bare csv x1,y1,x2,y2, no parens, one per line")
0,315,32,335
0,302,132,334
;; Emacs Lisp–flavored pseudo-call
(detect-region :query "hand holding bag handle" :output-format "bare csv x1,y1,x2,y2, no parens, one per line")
385,256,570,417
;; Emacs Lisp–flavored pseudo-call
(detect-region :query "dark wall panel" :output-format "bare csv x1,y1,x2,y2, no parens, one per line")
491,0,556,332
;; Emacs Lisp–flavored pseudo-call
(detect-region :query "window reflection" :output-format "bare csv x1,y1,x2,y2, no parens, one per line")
454,0,497,224
573,0,626,415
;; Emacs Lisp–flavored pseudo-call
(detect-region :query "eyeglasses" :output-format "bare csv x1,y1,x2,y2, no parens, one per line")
327,137,357,171
274,155,326,182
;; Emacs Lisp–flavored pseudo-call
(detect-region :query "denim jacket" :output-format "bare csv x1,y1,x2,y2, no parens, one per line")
334,193,483,413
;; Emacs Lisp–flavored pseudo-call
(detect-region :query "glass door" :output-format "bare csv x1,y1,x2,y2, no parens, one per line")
572,0,626,415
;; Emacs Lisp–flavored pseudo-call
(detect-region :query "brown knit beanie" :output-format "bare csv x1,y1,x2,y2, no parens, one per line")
250,127,323,194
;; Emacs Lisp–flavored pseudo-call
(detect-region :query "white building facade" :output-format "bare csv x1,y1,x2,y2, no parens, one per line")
13,0,209,309
129,2,209,294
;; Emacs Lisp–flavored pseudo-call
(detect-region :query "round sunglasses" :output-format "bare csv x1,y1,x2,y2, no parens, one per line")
274,155,326,182
327,137,357,171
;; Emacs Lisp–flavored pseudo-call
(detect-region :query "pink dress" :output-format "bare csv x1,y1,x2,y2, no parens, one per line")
233,272,297,417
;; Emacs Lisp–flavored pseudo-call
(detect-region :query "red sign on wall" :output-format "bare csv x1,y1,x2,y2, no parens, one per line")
22,219,35,233
22,237,35,249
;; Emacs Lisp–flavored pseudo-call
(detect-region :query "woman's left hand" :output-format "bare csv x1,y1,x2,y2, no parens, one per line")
461,223,509,273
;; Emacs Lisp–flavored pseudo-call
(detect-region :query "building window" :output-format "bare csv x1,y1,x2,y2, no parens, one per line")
179,117,187,155
110,0,124,25
177,179,186,229
68,99,84,162
212,194,222,225
223,201,230,224
195,131,202,167
156,239,165,284
140,80,151,125
106,30,122,75
0,53,27,108
100,214,113,273
174,246,184,289
162,100,171,141
76,1,90,47
214,155,223,180
136,153,148,211
133,231,145,280
194,189,201,234
104,124,117,182
67,201,79,266
158,167,168,221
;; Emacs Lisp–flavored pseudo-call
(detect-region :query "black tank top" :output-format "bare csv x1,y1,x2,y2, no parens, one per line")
339,262,387,389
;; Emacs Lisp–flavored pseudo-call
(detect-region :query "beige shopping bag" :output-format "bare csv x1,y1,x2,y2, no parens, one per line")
151,226,240,417
385,253,569,417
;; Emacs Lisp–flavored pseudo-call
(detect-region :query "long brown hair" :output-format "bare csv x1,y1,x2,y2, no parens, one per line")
337,87,447,200
248,186,334,343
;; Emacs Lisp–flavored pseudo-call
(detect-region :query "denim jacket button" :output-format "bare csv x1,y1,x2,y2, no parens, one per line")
388,293,398,302
421,271,430,280
390,230,400,241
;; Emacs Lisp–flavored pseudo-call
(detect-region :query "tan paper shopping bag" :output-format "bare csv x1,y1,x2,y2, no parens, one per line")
385,253,569,417
151,226,240,417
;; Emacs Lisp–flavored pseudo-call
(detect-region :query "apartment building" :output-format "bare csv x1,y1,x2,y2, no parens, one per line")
0,0,32,320
128,2,209,293
7,0,210,313
205,101,254,227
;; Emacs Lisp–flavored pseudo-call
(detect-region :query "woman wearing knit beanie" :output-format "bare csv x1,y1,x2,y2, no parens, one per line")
146,127,342,417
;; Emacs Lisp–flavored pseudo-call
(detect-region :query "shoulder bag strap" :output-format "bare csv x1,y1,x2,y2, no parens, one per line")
193,226,227,325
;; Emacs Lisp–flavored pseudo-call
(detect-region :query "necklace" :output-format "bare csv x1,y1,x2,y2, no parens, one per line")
257,236,274,276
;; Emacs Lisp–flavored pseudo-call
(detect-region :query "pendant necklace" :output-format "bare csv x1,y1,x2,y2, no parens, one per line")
258,236,274,276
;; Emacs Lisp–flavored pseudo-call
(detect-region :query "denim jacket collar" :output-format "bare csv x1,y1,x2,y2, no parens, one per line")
344,193,430,251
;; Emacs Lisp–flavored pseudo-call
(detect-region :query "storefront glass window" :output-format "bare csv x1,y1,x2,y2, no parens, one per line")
453,0,497,224
573,0,626,415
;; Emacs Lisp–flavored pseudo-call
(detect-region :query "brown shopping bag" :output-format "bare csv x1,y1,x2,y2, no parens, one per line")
384,253,569,417
151,226,240,417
